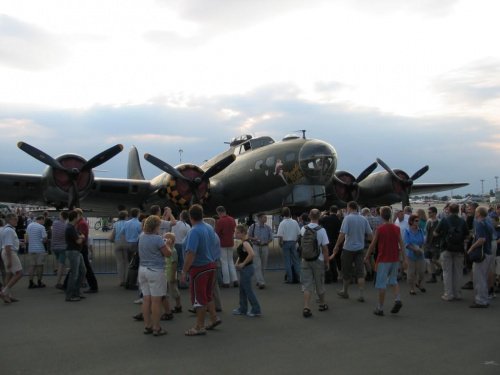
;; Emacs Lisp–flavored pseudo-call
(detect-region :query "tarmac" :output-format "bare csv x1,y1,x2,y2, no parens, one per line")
1,261,499,375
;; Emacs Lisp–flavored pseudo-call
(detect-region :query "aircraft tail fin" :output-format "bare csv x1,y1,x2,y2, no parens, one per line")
127,146,146,180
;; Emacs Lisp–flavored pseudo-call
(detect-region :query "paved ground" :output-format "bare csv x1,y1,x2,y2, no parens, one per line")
1,264,499,375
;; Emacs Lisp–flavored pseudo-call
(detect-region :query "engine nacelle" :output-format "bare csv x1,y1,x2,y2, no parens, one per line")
41,154,94,208
162,164,211,209
356,169,408,207
332,170,358,203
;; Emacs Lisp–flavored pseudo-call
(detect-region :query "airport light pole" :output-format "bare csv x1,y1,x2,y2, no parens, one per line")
179,148,183,163
496,176,498,192
481,179,484,199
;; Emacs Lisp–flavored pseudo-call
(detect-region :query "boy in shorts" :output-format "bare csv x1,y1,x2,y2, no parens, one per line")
365,206,408,316
164,233,182,313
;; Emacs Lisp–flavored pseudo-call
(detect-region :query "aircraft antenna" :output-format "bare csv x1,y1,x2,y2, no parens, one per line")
295,130,306,139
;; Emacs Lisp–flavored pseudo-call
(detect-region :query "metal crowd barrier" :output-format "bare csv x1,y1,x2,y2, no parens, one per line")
18,236,288,276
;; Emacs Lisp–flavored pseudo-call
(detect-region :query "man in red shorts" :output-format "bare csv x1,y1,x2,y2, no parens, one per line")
181,204,221,336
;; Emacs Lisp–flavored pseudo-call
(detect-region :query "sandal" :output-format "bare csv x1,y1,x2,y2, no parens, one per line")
205,315,222,330
153,327,167,336
410,290,416,295
185,325,206,336
319,304,329,312
303,308,312,317
143,326,153,335
416,284,426,293
161,313,174,321
0,292,11,304
133,313,144,321
172,306,182,313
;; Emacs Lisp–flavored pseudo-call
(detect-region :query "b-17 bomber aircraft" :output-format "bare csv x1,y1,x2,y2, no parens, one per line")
0,133,468,217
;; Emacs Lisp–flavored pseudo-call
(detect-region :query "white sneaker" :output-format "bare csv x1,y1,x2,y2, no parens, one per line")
134,298,143,304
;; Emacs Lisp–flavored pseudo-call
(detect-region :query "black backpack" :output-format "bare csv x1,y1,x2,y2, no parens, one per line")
300,225,322,261
444,217,465,252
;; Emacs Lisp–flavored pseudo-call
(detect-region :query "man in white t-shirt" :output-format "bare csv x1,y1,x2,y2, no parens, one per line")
300,209,329,318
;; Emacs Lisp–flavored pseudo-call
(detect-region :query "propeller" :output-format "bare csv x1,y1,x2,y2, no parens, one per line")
18,142,123,208
144,153,236,204
376,158,429,208
333,162,378,201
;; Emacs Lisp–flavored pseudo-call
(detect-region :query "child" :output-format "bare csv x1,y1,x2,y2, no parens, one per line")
164,233,182,314
365,206,408,316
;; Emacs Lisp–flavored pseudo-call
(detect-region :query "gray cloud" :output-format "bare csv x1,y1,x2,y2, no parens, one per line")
346,0,459,17
0,14,68,71
433,58,500,105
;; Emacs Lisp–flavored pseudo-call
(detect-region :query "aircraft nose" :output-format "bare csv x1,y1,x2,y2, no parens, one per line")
299,140,337,184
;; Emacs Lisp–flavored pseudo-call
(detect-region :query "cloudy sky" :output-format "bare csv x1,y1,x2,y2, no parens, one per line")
1,0,499,197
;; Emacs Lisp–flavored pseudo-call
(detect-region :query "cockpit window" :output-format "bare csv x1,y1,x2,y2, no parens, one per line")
301,157,334,180
255,160,264,170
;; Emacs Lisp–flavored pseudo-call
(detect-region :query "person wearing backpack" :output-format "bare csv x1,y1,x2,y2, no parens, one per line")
433,203,468,301
300,209,329,318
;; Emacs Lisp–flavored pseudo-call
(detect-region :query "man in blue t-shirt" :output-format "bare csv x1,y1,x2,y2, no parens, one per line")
468,206,493,308
181,204,221,336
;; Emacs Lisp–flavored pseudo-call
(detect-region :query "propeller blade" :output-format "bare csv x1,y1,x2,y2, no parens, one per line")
356,162,378,183
68,179,80,209
200,154,236,181
82,144,124,171
17,142,65,170
376,158,401,181
410,165,429,181
144,153,189,181
401,190,410,209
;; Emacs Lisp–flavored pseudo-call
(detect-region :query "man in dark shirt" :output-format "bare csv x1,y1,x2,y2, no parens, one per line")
64,211,86,302
433,203,468,301
319,206,342,283
75,208,98,293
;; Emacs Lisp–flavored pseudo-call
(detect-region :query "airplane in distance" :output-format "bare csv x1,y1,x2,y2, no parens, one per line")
447,196,474,204
0,133,468,218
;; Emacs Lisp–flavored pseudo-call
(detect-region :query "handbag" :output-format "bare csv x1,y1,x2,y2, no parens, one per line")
129,252,140,270
468,245,485,263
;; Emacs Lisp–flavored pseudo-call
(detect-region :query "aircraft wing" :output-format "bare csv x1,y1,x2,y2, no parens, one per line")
0,173,154,216
411,182,469,196
0,173,44,204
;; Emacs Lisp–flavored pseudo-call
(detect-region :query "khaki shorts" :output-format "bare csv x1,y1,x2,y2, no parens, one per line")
138,266,167,297
1,250,23,273
300,259,325,294
29,253,46,266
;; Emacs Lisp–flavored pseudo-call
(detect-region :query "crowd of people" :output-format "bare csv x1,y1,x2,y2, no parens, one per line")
1,200,499,335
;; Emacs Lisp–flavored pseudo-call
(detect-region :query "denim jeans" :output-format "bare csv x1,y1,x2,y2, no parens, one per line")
66,250,87,299
238,264,261,314
282,241,300,282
